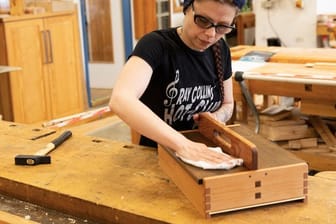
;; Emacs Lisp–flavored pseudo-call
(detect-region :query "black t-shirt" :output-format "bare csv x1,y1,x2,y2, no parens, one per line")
131,28,232,146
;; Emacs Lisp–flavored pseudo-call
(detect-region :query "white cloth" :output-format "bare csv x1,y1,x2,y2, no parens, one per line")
176,147,244,170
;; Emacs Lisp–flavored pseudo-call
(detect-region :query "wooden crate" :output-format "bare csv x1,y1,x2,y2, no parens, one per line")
158,114,308,218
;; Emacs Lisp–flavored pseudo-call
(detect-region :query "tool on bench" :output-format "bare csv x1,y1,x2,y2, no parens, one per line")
15,131,72,166
29,130,57,140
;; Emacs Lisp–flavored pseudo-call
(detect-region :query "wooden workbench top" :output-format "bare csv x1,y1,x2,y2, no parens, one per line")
0,119,335,223
231,45,336,63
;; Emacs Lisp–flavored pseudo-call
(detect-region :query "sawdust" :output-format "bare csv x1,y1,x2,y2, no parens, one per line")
0,193,99,224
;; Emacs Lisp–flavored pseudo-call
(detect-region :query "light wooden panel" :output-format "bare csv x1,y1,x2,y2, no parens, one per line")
133,0,157,39
87,0,113,62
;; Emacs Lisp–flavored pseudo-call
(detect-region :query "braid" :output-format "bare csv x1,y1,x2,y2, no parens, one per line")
211,40,233,123
212,40,225,103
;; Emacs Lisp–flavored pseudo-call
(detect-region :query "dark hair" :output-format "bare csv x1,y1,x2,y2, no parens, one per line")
183,0,246,14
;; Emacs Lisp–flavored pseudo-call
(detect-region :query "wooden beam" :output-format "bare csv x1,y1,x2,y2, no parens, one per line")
309,116,336,151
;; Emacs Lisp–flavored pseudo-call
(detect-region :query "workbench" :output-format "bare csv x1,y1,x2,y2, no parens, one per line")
231,45,336,63
0,118,335,223
232,61,336,119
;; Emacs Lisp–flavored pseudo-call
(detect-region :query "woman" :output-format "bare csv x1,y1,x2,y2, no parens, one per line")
109,0,245,164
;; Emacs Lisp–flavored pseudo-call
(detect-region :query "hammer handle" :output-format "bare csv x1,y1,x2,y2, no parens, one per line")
35,130,72,156
51,130,72,148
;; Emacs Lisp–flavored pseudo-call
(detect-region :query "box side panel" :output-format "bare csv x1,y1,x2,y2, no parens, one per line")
204,163,308,213
158,146,207,217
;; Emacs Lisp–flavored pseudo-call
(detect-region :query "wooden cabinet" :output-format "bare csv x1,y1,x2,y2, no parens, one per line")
0,11,86,123
133,0,170,40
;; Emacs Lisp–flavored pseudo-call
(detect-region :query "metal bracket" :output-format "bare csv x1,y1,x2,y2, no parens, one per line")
234,71,260,134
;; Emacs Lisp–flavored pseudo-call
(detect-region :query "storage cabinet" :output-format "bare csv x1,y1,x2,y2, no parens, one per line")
133,0,170,40
0,11,86,123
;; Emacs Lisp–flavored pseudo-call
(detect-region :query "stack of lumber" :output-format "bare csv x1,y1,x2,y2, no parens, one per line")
248,105,317,143
247,105,336,172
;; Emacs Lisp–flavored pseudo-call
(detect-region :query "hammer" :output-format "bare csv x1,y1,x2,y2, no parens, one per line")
15,130,72,166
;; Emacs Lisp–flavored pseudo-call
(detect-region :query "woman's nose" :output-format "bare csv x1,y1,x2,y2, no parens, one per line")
204,27,217,37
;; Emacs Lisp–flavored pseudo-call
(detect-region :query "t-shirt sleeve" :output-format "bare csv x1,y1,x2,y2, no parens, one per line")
131,32,166,70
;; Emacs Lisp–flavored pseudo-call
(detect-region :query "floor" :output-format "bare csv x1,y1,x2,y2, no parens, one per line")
0,194,97,224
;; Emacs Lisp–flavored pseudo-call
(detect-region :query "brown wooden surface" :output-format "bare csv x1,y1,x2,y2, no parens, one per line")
133,0,157,39
87,0,113,62
163,123,306,185
231,45,336,63
198,113,258,170
233,62,336,118
236,12,255,45
0,119,335,223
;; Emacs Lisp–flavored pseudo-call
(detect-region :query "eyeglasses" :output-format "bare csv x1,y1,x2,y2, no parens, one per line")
191,3,235,34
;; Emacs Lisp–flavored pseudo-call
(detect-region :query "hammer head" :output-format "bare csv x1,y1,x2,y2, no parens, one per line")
15,155,51,166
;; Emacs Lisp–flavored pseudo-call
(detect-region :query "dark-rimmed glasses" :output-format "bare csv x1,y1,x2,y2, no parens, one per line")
191,3,235,34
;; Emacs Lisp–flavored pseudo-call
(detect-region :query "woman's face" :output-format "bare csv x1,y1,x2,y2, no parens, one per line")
181,0,237,51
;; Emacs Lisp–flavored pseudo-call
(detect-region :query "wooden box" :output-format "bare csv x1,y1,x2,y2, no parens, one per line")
158,114,308,218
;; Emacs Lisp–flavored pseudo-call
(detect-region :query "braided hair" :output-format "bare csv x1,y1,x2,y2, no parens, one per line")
212,41,225,103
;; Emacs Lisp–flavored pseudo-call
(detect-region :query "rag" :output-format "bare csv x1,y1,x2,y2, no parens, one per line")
176,147,243,170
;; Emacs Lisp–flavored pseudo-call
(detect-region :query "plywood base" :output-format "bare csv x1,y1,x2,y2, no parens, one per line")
158,125,308,218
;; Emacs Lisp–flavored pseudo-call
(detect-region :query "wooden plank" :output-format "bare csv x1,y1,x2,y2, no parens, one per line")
302,100,336,118
291,148,336,171
230,45,336,63
288,138,318,149
87,0,113,62
133,0,157,39
259,124,313,141
309,116,336,148
198,113,258,170
259,111,292,122
262,119,306,127
158,145,207,217
204,164,308,213
0,119,335,223
236,12,255,45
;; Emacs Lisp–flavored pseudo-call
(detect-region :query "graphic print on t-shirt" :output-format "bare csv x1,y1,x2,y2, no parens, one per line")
163,69,221,125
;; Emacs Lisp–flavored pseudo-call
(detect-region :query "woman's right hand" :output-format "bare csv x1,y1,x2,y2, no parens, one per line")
174,138,228,164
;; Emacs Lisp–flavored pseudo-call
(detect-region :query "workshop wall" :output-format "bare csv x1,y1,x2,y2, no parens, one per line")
254,0,317,47
255,0,336,47
317,0,336,14
73,0,125,89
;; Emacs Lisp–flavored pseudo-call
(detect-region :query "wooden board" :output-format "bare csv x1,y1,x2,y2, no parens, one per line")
230,45,336,63
0,119,335,223
198,113,258,170
232,61,336,121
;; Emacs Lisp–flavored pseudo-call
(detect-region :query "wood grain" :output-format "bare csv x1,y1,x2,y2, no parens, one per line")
198,113,258,170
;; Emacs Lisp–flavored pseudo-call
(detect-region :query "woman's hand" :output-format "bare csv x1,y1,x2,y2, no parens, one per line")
175,137,228,164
